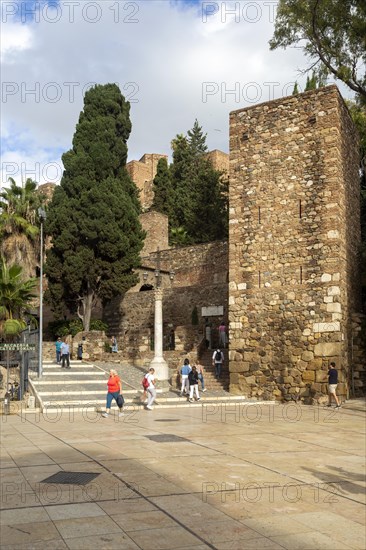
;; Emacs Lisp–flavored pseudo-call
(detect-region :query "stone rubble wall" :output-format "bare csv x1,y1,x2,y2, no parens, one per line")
350,313,366,395
228,85,362,402
103,240,229,360
126,153,167,210
140,211,169,256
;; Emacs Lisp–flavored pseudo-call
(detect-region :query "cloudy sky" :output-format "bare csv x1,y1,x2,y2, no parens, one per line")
1,0,352,186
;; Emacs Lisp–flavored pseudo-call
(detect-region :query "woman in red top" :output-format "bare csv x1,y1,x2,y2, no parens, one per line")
102,369,124,417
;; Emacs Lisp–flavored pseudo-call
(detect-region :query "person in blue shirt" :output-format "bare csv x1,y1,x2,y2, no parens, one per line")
111,336,118,353
55,337,62,364
179,358,191,396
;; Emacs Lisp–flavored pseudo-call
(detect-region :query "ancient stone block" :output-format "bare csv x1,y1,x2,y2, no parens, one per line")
314,342,342,356
302,371,315,382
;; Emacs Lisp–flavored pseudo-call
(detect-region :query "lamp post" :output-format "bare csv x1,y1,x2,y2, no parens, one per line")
147,249,175,387
38,207,46,378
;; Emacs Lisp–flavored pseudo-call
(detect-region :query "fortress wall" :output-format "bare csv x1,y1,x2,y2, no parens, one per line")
228,85,361,401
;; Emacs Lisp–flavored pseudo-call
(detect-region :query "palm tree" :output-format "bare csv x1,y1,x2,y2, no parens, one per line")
0,256,37,336
0,178,44,278
170,226,190,247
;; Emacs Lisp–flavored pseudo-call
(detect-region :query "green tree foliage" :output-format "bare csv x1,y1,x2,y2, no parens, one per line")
347,98,366,296
292,82,299,95
187,119,208,157
168,121,228,245
0,256,37,336
151,157,175,223
0,178,44,278
45,84,145,331
270,0,366,99
48,318,108,339
169,226,190,246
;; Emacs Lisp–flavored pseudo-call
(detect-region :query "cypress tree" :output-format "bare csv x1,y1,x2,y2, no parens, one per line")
187,119,208,157
45,84,145,330
151,157,175,223
169,121,228,245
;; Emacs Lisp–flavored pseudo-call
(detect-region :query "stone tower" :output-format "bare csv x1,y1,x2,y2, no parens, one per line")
126,153,168,210
228,85,361,402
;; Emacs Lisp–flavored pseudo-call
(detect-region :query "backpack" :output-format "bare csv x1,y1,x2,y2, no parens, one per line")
142,375,149,389
215,351,222,362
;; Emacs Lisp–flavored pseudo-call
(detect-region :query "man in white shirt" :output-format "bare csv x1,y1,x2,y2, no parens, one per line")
144,368,156,410
61,340,70,369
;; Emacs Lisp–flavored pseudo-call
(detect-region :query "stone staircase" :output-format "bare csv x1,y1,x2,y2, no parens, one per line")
27,359,262,413
28,361,123,412
198,348,230,391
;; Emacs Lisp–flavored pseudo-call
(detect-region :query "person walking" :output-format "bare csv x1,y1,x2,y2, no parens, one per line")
61,339,70,369
180,358,192,396
327,362,341,408
188,365,200,402
144,367,156,410
212,349,223,379
218,321,227,348
55,337,62,364
102,369,124,417
195,362,206,392
205,319,212,349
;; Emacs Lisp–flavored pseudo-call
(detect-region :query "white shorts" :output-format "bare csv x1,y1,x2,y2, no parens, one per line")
329,384,337,395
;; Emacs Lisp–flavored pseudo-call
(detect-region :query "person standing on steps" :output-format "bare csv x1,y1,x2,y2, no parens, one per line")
327,362,341,409
102,369,124,417
55,337,62,364
218,321,227,348
61,339,70,369
111,336,118,353
205,319,212,349
212,349,223,379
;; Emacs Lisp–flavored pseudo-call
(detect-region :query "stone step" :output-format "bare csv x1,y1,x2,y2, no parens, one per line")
38,396,265,413
36,389,138,397
33,370,105,376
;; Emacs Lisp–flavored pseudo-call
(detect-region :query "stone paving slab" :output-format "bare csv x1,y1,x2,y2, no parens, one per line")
0,400,365,549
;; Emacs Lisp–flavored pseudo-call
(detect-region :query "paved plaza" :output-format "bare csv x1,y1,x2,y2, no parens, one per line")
0,399,365,549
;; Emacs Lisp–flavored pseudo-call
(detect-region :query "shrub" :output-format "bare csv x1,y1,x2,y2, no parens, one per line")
47,319,109,339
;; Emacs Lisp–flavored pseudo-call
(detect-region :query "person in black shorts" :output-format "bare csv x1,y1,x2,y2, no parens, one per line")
327,362,341,408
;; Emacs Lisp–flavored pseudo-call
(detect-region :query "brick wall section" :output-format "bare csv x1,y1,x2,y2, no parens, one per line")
229,85,362,402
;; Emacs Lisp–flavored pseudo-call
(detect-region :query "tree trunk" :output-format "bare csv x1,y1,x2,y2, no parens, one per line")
83,290,93,332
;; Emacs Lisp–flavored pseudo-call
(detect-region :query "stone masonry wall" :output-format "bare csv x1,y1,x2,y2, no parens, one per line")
229,86,361,402
205,149,229,173
126,153,167,209
140,211,169,256
103,241,228,357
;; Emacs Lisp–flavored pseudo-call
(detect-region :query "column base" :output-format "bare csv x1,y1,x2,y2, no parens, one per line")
149,356,170,389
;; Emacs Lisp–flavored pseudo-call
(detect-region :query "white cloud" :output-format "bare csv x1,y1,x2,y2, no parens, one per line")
0,23,34,62
0,0,352,186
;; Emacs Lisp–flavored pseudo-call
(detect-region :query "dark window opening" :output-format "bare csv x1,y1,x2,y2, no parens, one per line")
140,284,154,292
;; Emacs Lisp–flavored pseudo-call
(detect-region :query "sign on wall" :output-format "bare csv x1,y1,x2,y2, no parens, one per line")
202,306,224,317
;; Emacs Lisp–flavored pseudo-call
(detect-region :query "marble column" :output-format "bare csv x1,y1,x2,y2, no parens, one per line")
149,287,169,385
